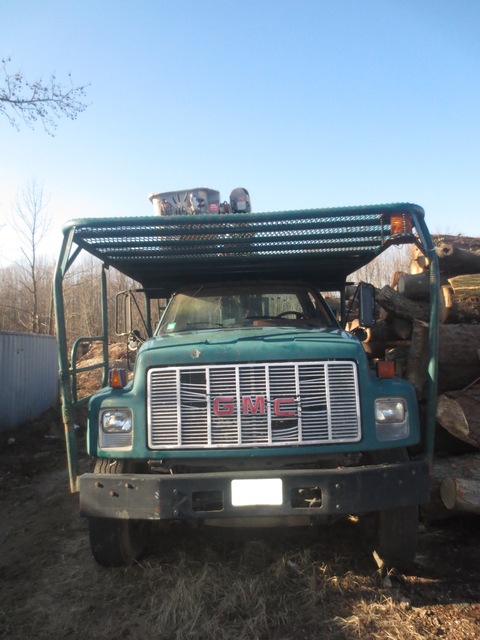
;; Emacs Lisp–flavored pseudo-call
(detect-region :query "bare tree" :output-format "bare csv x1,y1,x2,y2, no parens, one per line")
350,245,411,288
11,180,52,333
0,259,54,332
1,57,89,135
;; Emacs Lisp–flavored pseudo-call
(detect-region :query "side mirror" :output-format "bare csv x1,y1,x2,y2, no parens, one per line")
115,291,133,336
358,283,375,328
351,326,368,342
127,329,144,351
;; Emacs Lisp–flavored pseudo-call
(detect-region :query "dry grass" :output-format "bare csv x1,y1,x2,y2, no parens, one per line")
2,366,480,639
2,463,480,640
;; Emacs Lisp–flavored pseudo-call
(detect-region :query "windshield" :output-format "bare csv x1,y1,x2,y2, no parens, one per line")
157,283,336,334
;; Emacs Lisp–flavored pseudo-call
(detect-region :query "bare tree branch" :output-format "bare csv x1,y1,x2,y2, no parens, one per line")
0,57,89,135
11,180,52,333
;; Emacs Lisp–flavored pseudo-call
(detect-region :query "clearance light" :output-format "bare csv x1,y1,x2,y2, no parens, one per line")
377,360,395,379
109,368,127,389
390,213,413,235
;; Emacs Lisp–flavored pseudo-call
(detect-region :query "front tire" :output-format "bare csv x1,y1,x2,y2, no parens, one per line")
88,459,151,567
363,449,419,572
375,504,418,572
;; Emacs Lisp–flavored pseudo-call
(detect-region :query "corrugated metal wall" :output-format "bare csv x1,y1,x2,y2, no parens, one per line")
0,332,59,431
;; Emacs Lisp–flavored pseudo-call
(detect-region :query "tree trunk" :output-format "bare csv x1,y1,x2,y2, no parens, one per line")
448,273,480,295
436,388,480,447
407,323,480,397
377,285,430,321
409,237,480,274
435,243,480,276
440,477,480,514
431,234,480,253
441,292,480,324
438,326,480,393
406,320,429,397
431,453,480,484
388,276,470,325
347,319,406,359
391,317,412,340
397,272,431,300
390,271,404,289
347,318,401,343
409,245,429,274
429,453,480,517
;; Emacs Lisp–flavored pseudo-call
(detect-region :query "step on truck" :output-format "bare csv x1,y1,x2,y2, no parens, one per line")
54,196,439,569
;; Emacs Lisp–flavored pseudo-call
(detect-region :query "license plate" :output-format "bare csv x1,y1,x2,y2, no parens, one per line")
231,478,283,506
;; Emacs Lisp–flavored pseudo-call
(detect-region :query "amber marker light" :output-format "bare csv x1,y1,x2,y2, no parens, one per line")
109,368,127,388
377,360,395,379
390,213,413,235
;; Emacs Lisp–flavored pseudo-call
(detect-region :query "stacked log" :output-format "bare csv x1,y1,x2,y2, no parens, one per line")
430,452,480,517
356,235,480,515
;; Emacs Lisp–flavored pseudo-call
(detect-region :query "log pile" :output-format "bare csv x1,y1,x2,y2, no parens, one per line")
352,234,480,516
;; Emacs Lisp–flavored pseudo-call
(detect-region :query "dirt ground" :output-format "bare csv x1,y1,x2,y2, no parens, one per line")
1,410,480,640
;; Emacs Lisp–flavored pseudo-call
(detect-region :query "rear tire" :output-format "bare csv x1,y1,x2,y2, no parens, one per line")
88,459,151,567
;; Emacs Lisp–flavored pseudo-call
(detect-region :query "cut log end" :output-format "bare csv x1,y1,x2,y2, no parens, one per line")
440,476,458,510
440,476,480,514
436,390,480,447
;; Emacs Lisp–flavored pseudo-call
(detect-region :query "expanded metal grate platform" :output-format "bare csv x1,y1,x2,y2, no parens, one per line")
63,203,423,293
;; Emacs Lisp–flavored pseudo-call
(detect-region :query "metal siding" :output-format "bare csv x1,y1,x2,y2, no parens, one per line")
0,332,59,431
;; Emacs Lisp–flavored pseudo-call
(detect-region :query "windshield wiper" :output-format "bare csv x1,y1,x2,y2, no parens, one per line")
184,322,224,330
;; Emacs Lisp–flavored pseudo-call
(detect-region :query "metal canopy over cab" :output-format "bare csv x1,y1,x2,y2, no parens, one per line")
59,203,427,295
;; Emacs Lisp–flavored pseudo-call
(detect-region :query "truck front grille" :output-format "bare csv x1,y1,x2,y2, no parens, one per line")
147,361,361,449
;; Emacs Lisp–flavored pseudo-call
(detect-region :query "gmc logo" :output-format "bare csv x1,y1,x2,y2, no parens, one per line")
213,396,296,417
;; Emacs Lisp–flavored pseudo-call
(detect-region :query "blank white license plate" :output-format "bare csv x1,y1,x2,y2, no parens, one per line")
231,478,283,506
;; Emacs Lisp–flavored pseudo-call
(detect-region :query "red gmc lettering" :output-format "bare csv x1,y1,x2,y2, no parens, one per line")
213,397,235,415
273,398,296,416
213,396,296,416
242,396,265,414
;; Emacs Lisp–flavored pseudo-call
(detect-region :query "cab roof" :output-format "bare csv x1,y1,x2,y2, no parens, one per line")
62,203,426,295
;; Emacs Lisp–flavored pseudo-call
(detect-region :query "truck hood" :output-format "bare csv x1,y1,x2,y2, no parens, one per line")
136,326,366,368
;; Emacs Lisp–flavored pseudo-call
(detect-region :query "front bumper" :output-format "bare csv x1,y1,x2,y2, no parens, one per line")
79,459,429,520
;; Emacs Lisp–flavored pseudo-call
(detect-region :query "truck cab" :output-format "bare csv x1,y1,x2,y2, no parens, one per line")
54,202,439,568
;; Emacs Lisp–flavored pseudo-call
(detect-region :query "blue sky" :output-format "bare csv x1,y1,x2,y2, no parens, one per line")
1,0,480,264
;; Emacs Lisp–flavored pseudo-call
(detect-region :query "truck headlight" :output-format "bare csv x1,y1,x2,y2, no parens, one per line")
99,409,133,449
374,398,409,441
101,409,132,433
375,398,405,423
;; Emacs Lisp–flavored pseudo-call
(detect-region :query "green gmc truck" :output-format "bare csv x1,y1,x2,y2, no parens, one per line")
54,195,439,569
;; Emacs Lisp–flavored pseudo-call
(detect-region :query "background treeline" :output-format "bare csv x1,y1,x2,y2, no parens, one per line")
0,243,411,340
0,254,136,339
